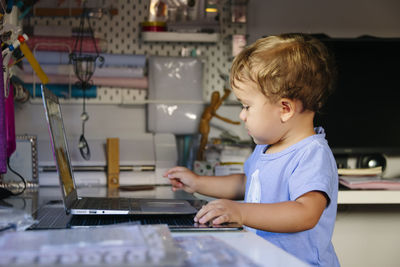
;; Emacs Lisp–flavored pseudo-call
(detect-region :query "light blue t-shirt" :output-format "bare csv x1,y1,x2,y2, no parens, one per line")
244,127,340,267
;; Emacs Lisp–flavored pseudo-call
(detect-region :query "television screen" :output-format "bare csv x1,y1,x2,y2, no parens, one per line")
314,37,400,155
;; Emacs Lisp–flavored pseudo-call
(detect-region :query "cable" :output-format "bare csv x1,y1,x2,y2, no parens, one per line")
6,157,26,196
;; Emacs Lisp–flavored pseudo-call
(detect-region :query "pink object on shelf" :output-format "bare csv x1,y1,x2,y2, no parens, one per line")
5,84,16,157
27,36,107,53
0,52,6,173
339,177,400,190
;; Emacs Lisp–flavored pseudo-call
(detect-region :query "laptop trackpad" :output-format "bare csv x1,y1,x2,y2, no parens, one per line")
141,200,197,214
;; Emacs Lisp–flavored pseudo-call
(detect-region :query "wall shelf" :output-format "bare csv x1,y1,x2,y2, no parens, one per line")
28,87,147,105
141,31,220,43
24,1,246,101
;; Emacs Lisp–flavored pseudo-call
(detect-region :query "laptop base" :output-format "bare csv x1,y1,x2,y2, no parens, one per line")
29,201,243,232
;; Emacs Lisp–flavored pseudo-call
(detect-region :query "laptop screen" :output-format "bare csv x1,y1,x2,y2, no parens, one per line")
41,86,76,201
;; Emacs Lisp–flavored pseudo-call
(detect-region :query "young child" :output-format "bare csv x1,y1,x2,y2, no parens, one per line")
164,33,339,266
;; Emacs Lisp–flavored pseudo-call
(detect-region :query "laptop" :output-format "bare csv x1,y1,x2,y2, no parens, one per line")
41,85,196,215
35,85,242,231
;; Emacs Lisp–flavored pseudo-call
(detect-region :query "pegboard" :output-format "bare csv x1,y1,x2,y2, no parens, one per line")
25,0,246,104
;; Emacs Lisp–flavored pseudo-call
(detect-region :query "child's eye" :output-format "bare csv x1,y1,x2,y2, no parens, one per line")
242,105,250,111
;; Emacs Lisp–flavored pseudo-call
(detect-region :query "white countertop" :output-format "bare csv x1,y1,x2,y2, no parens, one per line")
173,231,309,267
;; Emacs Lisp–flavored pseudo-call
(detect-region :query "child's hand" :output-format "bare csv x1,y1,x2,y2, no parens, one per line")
194,199,243,225
163,166,199,193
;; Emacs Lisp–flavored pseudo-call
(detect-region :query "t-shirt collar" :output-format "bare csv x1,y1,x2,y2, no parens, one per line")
261,127,326,159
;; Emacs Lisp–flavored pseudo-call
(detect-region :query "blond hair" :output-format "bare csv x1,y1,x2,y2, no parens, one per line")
230,33,336,112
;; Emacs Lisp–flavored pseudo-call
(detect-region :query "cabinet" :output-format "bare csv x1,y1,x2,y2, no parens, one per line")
333,204,400,266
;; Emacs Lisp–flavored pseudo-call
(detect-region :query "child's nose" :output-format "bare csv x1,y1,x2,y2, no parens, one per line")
239,109,246,121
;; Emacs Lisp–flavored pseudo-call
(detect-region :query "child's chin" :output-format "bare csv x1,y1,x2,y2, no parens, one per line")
252,137,268,145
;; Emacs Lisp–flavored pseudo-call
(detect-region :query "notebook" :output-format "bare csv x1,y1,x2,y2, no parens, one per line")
37,85,242,231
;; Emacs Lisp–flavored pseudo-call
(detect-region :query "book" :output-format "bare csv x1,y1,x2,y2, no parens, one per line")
339,176,400,190
338,166,382,176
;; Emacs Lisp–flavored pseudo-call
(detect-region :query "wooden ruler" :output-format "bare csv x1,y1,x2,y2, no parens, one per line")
106,138,119,189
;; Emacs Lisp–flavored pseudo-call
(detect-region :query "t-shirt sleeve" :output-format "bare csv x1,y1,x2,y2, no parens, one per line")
288,144,338,207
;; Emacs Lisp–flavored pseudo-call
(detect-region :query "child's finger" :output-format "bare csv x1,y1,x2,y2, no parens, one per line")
212,214,229,225
195,204,217,224
194,205,207,220
169,179,183,187
163,166,187,176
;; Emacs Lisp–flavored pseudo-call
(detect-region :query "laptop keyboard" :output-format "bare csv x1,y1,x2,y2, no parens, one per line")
31,206,72,229
68,214,195,228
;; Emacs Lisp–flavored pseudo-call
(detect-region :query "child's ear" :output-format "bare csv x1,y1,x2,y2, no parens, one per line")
279,98,296,123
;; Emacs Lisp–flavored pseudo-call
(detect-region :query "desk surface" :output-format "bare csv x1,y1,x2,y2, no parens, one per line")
1,186,309,267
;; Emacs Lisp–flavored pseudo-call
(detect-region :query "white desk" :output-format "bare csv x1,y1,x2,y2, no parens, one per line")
2,186,309,267
173,231,309,267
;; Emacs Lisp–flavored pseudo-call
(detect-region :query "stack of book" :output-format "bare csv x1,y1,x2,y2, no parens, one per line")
338,167,400,190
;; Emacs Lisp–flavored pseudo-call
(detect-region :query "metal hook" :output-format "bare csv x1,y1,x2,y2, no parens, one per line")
218,68,230,89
